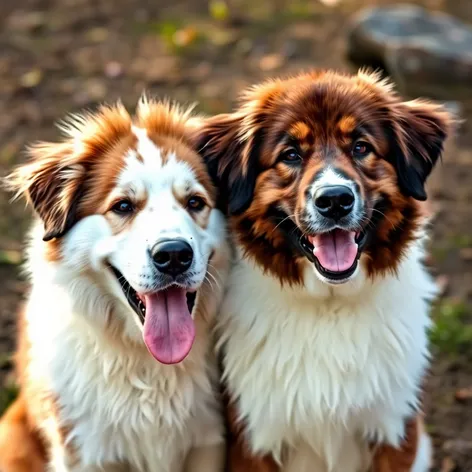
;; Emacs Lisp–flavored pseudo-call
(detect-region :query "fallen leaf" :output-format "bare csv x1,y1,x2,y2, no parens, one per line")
209,0,230,22
20,69,43,88
259,53,284,71
455,386,472,402
173,27,198,47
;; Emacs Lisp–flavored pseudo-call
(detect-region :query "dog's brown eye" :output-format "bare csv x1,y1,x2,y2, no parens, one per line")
281,148,301,164
111,199,134,214
187,196,206,212
352,141,373,159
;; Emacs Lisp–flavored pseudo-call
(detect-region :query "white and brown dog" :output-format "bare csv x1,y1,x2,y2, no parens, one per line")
196,70,452,472
0,99,230,472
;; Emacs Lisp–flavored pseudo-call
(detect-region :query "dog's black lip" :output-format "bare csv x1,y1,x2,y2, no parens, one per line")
108,265,197,324
271,208,370,281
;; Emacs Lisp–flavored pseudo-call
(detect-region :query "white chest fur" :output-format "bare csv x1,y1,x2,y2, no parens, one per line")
25,279,222,472
218,241,436,471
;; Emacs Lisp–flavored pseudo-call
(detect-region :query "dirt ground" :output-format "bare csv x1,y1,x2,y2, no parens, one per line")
1,0,472,470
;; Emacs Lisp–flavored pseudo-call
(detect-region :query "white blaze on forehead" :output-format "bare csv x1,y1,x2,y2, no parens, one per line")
116,126,206,198
132,126,163,170
309,167,356,197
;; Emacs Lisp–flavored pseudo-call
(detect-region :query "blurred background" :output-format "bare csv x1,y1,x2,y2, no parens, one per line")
0,0,471,470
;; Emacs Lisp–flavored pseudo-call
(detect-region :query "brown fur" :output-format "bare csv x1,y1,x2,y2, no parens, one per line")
5,99,215,263
371,415,423,472
196,70,452,470
0,395,46,472
196,69,451,286
225,399,279,472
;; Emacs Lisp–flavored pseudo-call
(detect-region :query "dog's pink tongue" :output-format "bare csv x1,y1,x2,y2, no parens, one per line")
143,287,195,365
309,230,358,273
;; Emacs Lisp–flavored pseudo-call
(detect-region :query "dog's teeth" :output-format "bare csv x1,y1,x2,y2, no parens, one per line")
138,300,146,316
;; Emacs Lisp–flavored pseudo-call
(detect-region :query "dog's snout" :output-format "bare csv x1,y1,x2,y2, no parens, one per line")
152,239,193,276
314,185,355,221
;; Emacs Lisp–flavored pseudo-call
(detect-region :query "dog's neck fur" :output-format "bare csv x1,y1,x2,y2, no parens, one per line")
218,234,436,471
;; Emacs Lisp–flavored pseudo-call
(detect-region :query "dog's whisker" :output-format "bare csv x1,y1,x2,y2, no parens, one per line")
206,271,221,290
204,274,215,291
272,213,300,233
370,208,397,229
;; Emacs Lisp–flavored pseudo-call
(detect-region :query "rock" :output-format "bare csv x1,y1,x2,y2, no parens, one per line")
347,5,472,100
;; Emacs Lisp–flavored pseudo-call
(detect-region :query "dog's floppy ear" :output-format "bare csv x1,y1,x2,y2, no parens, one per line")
387,100,452,201
5,142,85,241
195,112,262,215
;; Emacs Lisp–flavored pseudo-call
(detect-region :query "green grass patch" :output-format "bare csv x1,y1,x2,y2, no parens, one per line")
0,249,22,266
430,245,450,264
0,353,17,416
449,233,472,249
0,353,13,370
0,384,18,417
429,298,472,357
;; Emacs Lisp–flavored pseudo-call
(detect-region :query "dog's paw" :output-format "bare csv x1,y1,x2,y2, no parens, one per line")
61,215,115,272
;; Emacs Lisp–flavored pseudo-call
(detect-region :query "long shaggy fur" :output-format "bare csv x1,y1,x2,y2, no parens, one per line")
0,99,230,472
195,69,452,472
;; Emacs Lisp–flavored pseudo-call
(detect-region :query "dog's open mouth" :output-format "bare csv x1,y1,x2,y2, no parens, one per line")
110,266,198,365
300,230,367,281
110,266,197,323
272,210,368,282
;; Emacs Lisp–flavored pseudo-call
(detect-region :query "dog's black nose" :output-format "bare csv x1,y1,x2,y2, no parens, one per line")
314,185,355,221
152,239,193,276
